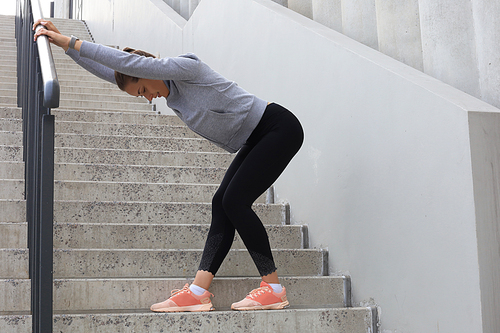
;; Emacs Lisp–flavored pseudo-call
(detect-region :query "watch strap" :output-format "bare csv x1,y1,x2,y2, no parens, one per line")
69,35,79,49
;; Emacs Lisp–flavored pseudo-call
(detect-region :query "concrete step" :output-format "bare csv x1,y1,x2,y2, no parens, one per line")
0,162,22,179
0,131,21,146
0,82,16,90
1,107,184,126
2,179,243,203
54,121,199,138
0,97,17,105
57,98,153,112
2,222,303,249
0,307,375,332
53,248,327,278
0,86,152,113
0,199,288,225
2,276,346,312
0,222,26,248
54,147,232,168
58,93,152,106
0,179,24,199
3,137,227,169
50,109,184,126
52,180,226,202
2,131,223,153
1,248,327,278
52,223,305,249
54,133,223,153
0,159,228,184
0,200,25,223
54,163,226,184
0,249,29,278
0,107,20,119
0,145,22,162
0,65,16,73
0,76,15,84
0,118,21,131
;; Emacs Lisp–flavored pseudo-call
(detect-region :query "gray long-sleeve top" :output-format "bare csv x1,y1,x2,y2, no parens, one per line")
66,41,268,153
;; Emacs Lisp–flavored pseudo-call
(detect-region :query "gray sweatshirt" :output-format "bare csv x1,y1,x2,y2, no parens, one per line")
66,41,268,153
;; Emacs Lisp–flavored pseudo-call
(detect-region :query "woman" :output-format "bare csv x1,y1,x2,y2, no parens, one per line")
34,19,304,312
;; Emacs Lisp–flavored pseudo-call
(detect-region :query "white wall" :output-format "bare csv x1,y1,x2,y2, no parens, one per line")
76,0,500,331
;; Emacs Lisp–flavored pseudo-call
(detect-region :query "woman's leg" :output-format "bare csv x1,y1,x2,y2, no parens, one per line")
197,104,303,280
220,104,304,277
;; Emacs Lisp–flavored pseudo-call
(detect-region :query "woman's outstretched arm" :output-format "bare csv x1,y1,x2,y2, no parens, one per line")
33,19,116,84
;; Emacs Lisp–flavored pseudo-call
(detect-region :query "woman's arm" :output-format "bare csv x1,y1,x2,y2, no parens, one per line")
34,19,202,82
33,19,115,84
66,48,116,84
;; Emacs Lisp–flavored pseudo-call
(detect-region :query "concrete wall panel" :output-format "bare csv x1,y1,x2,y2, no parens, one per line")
375,0,423,71
418,0,480,99
312,0,342,32
341,0,378,49
468,112,500,333
472,0,500,109
287,0,313,19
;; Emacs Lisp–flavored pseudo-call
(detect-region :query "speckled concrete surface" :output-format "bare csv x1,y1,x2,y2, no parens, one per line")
53,223,304,249
53,181,221,202
55,148,232,168
52,248,326,278
0,223,26,248
0,132,22,146
0,200,25,222
2,276,345,312
53,201,288,225
0,146,22,163
54,164,227,184
0,249,28,279
0,180,24,200
55,121,199,138
0,279,30,312
0,162,23,180
55,133,223,152
0,307,373,333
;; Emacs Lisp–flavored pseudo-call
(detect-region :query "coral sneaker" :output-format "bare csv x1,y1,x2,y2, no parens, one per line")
231,281,289,311
150,284,214,312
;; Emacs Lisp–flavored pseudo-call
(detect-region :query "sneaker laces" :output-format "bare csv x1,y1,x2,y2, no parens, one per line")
170,285,190,297
170,285,214,298
246,286,271,300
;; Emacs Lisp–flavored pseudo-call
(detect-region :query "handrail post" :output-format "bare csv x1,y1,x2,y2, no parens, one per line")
16,0,59,331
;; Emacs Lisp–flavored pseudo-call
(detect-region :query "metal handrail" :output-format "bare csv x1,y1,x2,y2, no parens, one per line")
16,0,58,331
31,0,60,108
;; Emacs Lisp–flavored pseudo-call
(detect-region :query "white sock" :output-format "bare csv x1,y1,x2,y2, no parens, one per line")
268,283,283,293
189,284,207,296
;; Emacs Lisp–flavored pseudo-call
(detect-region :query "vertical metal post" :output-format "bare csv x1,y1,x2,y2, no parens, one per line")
38,114,54,332
16,0,57,331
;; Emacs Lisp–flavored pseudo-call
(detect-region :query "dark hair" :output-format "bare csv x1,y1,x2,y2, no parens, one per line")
114,47,157,91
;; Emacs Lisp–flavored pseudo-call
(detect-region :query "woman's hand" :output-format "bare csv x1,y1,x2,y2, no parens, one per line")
33,19,71,51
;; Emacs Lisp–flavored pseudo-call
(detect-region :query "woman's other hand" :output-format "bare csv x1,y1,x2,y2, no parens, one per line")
33,19,71,51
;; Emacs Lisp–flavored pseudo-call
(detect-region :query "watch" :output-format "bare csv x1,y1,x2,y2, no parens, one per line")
69,35,79,49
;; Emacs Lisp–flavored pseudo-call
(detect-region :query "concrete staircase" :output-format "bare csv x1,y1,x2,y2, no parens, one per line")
0,15,376,332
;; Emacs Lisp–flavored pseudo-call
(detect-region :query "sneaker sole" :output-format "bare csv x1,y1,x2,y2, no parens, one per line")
231,300,290,311
151,303,214,312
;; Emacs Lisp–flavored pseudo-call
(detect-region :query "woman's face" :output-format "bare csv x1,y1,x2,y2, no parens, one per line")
124,78,169,101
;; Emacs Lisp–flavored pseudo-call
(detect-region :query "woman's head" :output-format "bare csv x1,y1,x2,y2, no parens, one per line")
114,47,156,91
115,47,169,101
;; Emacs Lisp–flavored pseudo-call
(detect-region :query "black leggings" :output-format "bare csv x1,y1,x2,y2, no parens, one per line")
198,103,304,277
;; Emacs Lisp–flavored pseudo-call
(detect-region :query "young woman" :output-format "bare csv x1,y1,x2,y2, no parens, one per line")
34,19,304,312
